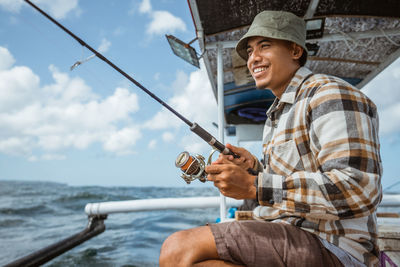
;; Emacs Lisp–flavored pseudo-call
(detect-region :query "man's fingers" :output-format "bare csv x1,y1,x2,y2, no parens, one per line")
226,143,254,169
212,155,233,165
206,164,230,183
205,164,223,174
226,143,243,154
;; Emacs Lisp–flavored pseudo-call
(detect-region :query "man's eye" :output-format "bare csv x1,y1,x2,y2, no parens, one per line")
261,43,270,48
246,49,253,55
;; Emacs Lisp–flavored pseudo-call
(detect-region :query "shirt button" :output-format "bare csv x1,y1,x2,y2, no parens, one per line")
269,199,274,205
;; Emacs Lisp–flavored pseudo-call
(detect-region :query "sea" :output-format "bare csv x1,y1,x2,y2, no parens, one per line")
0,180,222,267
1,180,399,267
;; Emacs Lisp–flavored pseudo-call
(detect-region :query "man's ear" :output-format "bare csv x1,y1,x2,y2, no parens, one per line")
291,43,303,60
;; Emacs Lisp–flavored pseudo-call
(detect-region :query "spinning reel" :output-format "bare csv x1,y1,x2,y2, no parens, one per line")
175,150,218,184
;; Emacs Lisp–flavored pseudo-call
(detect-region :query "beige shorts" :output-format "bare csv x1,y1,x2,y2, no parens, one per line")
209,220,343,267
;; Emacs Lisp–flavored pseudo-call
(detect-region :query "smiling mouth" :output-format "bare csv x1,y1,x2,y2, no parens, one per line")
253,66,267,74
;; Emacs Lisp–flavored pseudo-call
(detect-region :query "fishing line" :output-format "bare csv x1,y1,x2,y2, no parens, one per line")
18,7,113,97
23,0,237,158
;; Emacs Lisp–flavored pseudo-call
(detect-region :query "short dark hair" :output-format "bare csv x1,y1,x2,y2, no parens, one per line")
283,40,307,67
299,50,307,66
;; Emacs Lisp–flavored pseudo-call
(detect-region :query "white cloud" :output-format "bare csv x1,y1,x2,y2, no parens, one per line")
378,103,400,135
181,134,213,155
147,10,186,36
167,66,217,127
0,137,32,157
162,131,174,142
137,0,186,37
171,70,189,93
28,153,66,162
98,38,111,53
35,0,80,19
145,65,217,129
0,0,23,13
144,62,218,153
0,46,15,70
0,46,142,159
44,65,96,103
139,0,151,14
363,58,400,136
0,0,80,19
103,127,142,155
148,139,157,149
42,153,66,161
143,108,181,130
0,65,40,112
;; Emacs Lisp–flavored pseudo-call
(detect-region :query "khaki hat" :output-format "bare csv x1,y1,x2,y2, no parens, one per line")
236,11,307,60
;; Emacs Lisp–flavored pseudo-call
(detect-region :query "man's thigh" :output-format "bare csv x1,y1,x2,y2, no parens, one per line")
160,225,219,264
209,220,343,267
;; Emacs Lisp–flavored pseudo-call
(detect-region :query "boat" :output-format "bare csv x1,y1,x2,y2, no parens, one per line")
5,0,400,266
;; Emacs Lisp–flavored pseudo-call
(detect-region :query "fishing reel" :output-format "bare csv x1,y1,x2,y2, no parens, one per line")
175,150,218,184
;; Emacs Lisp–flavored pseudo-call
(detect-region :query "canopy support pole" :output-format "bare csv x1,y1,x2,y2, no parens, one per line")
217,43,227,221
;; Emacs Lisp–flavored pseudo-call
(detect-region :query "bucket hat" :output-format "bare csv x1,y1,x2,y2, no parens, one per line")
236,11,307,60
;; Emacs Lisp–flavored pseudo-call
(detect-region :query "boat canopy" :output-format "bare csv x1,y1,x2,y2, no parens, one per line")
187,0,400,135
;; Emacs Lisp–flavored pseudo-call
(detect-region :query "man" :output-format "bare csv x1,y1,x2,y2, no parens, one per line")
159,10,382,267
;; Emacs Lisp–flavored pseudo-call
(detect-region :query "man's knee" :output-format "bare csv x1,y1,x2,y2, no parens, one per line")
160,230,188,265
159,226,217,267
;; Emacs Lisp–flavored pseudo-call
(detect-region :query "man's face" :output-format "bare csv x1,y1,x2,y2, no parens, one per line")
246,36,300,98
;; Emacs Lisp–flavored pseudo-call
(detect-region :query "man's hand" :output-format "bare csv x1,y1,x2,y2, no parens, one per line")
205,157,257,200
214,143,256,170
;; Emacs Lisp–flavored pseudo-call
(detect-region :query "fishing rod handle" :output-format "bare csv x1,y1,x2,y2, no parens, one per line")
190,123,239,158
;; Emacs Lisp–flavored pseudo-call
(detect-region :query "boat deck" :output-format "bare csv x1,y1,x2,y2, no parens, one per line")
378,215,400,267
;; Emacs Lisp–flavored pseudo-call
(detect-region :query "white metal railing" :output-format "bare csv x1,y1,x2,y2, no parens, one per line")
84,194,399,216
85,196,243,216
380,194,400,207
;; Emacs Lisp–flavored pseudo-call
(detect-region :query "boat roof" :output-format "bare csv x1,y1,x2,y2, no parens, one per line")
187,0,400,128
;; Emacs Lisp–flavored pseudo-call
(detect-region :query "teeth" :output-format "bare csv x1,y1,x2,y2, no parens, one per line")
254,67,266,73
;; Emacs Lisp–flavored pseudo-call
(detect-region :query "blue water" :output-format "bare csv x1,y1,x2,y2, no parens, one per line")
0,180,221,266
1,180,399,266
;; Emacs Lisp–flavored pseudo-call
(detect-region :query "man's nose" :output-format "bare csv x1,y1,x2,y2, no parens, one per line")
248,49,262,65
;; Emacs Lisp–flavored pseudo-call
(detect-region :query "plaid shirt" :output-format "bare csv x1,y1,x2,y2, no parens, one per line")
253,67,382,266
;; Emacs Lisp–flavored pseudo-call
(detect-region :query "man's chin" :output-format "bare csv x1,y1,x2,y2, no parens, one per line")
255,81,269,90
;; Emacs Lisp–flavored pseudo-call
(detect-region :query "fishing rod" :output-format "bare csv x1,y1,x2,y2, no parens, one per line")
24,0,236,158
24,0,261,184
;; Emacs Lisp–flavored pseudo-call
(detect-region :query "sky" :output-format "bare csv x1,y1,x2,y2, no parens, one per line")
0,0,399,190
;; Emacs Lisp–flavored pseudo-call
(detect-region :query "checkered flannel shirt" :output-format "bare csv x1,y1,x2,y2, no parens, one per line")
253,67,382,266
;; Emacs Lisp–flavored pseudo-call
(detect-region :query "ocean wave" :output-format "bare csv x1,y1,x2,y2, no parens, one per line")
55,192,111,202
0,204,53,216
0,218,25,227
0,181,220,266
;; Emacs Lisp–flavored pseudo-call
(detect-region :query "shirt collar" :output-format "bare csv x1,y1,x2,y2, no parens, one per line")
279,67,313,104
